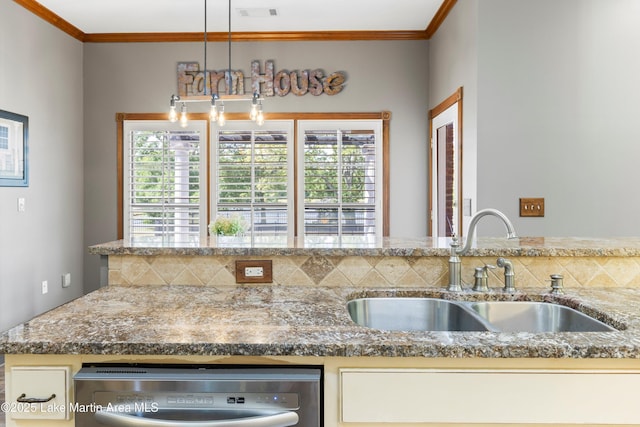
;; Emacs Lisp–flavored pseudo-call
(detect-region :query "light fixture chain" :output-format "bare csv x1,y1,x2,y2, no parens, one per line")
169,0,264,126
227,0,232,94
204,0,207,96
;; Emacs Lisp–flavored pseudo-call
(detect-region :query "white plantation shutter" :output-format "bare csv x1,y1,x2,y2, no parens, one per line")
123,121,207,242
121,118,383,243
213,121,294,238
298,121,382,238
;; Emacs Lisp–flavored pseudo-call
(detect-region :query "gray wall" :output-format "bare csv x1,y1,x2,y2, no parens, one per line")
0,2,84,331
478,0,640,236
83,40,431,290
431,0,640,237
428,0,479,231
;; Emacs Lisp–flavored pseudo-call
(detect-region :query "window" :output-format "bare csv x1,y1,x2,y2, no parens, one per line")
0,125,11,172
122,121,207,243
117,112,389,241
298,121,383,238
212,121,294,240
0,125,8,150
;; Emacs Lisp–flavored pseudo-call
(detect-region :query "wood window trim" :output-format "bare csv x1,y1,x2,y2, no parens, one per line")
116,111,391,239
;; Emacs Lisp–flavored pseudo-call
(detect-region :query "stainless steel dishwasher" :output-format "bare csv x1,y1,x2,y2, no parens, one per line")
74,365,322,427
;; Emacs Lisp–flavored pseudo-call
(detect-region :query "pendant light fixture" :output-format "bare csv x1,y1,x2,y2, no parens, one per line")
169,0,264,127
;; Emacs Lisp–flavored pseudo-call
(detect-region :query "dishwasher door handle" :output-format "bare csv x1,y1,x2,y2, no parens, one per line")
94,409,299,427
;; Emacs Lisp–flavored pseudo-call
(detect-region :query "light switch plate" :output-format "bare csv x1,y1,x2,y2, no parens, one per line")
62,273,71,288
520,198,545,217
463,198,472,217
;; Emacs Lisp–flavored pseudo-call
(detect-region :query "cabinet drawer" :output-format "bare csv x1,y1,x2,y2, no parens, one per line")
340,368,640,424
8,366,71,420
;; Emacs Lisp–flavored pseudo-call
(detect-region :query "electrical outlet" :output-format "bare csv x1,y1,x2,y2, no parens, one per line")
41,280,48,294
17,197,25,212
236,260,273,283
520,198,545,217
245,267,264,277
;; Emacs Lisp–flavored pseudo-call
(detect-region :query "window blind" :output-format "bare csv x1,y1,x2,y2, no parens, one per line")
303,128,378,236
126,129,203,241
0,125,8,150
215,128,290,237
0,125,10,173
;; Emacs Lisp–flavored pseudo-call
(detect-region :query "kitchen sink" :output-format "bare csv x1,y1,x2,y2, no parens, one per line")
346,297,495,332
465,301,616,332
346,298,616,333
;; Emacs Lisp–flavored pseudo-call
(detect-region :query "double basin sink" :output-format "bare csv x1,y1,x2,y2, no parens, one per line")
347,297,616,333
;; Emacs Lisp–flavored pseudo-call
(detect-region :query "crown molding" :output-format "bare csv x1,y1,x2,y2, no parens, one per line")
84,30,430,43
14,0,85,41
425,0,457,39
15,0,456,43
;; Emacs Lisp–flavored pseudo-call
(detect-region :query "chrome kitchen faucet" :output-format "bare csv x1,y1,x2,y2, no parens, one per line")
447,208,518,292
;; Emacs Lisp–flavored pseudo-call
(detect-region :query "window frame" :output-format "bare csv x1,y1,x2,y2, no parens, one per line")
116,112,390,240
121,120,208,241
297,120,384,238
211,120,295,240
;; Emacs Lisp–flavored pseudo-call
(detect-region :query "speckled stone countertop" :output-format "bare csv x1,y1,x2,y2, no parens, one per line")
1,285,640,358
89,236,640,257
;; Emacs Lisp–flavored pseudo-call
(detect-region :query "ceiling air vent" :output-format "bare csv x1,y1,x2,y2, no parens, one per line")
237,8,279,18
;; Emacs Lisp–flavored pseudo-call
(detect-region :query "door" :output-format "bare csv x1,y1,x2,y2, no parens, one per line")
429,88,462,238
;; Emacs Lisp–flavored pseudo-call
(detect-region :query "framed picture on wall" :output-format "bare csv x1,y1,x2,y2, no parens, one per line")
0,109,29,187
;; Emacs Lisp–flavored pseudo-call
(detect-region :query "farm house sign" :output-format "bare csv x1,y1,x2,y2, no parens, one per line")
177,60,346,98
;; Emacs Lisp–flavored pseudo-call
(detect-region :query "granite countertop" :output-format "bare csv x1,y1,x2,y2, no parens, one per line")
89,236,640,257
1,285,640,358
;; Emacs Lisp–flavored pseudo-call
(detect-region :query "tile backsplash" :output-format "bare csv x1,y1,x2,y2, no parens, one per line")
107,255,640,289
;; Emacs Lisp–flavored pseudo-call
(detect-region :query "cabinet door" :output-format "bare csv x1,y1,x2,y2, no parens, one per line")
340,368,640,424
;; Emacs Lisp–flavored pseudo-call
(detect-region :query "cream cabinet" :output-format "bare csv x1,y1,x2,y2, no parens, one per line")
340,368,640,425
7,366,71,420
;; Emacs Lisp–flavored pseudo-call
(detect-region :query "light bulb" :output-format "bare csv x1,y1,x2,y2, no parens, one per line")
250,102,258,121
179,103,188,128
218,104,225,126
210,104,218,122
169,95,179,122
256,102,264,126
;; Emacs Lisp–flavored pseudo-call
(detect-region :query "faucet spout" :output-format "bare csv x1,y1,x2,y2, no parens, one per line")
455,208,517,255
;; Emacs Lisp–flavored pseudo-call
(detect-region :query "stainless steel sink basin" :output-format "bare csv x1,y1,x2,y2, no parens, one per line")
346,298,616,333
346,298,494,332
464,301,616,332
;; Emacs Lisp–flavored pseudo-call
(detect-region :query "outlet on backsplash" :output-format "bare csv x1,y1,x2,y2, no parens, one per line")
235,260,273,283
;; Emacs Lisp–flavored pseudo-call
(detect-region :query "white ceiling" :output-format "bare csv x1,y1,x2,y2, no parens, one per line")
34,0,445,34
